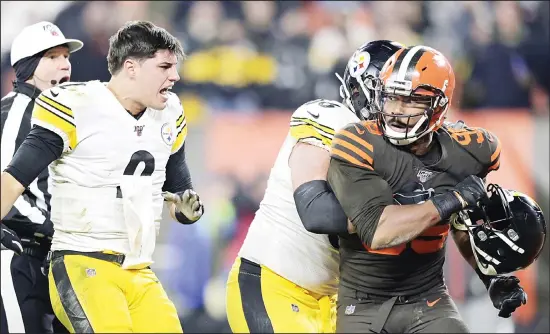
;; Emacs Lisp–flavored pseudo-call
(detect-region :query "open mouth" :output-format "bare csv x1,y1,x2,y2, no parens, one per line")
389,121,409,133
59,76,69,84
159,86,173,96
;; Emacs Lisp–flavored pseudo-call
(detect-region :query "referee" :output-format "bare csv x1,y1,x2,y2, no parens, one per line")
0,21,82,334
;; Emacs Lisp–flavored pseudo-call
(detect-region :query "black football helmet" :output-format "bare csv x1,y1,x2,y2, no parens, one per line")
337,40,404,120
455,184,547,275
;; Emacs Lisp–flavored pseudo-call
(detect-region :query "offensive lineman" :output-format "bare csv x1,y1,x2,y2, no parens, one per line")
327,45,527,333
1,21,82,334
0,21,204,333
225,41,403,333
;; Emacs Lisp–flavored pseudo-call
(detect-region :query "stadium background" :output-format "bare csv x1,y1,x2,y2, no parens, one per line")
1,1,548,333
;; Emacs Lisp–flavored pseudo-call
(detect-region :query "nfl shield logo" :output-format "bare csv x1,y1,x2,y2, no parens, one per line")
134,125,144,136
344,304,355,315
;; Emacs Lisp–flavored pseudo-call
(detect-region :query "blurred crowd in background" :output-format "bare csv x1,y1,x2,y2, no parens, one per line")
1,1,549,333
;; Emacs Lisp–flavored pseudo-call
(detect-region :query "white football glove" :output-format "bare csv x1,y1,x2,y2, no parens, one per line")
162,189,204,223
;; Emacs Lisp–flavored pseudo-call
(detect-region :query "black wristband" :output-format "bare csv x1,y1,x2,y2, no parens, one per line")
430,192,463,221
175,210,196,225
475,267,494,290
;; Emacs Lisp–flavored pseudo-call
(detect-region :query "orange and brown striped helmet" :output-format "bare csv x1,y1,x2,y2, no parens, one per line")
375,45,456,145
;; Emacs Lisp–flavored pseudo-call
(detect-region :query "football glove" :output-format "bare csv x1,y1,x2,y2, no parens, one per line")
431,175,487,220
1,223,23,255
162,189,204,224
488,275,527,318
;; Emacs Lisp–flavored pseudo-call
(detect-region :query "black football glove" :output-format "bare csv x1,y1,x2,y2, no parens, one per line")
488,275,527,318
1,223,23,255
431,175,487,220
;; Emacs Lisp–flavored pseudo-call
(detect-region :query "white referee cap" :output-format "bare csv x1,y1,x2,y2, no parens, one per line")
10,21,84,66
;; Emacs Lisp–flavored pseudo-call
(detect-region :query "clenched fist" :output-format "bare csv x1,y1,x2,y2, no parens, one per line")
431,175,488,221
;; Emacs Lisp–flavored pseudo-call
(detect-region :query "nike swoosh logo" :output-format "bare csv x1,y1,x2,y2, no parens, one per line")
51,91,59,97
307,110,319,118
426,297,441,307
353,124,365,135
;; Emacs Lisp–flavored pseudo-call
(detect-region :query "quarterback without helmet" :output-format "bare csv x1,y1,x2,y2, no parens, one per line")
0,21,203,333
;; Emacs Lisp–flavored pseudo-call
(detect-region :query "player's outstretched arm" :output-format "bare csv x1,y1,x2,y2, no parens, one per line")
291,142,354,235
451,218,527,318
1,126,63,220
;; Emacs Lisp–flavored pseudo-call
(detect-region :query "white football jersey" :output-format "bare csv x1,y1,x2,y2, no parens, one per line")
238,99,360,296
31,80,187,269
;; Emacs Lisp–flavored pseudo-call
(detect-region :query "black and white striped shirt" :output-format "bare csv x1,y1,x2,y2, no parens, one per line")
1,82,53,245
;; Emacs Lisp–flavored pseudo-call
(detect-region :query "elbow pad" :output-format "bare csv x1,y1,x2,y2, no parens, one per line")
293,180,349,235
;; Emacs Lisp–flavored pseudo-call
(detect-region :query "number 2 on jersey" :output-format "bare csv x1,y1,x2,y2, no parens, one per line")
116,150,155,198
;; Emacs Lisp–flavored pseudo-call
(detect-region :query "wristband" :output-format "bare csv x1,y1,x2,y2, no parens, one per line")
475,267,493,290
430,192,463,221
175,210,196,225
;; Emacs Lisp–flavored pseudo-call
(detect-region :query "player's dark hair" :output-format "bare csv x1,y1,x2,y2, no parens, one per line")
107,20,185,75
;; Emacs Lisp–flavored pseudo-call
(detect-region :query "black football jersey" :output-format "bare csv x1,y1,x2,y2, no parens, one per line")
327,120,501,296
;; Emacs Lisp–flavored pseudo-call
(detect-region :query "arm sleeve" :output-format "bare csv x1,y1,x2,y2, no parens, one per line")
293,180,349,234
4,125,63,188
327,158,394,246
162,143,193,193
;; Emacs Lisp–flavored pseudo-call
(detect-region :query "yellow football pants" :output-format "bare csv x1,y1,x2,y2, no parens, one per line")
48,252,183,333
226,257,336,333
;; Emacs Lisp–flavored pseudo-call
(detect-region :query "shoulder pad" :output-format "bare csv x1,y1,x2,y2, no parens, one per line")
330,120,382,171
33,83,88,153
292,99,359,131
290,99,359,151
167,92,187,154
42,81,93,107
444,122,501,172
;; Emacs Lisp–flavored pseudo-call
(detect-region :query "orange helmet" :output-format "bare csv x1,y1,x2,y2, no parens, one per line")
374,45,456,146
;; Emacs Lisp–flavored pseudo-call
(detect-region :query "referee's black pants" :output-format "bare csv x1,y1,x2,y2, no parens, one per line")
1,248,67,334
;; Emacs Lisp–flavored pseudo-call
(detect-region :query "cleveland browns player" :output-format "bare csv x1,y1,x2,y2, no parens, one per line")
225,40,403,333
327,45,528,333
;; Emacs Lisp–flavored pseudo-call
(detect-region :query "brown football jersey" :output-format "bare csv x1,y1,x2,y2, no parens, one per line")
327,120,501,296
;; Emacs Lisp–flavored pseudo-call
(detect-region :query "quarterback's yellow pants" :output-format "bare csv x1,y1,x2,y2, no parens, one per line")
48,252,183,333
226,257,336,333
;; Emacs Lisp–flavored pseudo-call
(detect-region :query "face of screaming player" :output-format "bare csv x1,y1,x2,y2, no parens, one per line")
133,49,180,110
382,94,431,134
31,45,71,91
